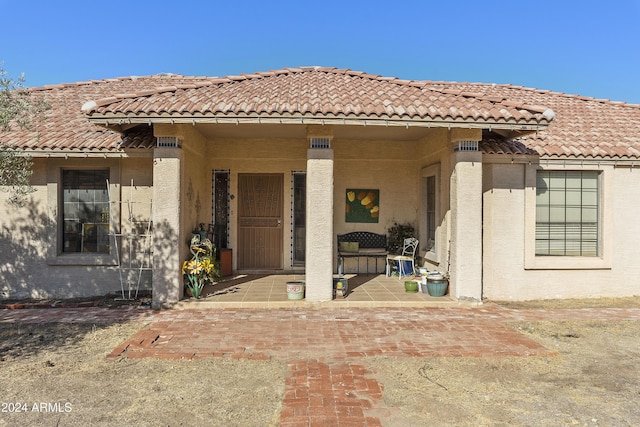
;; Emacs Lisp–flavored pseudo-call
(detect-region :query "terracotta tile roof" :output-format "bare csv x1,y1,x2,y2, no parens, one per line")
480,137,539,156
82,67,554,130
2,66,639,159
0,75,211,152
429,82,640,159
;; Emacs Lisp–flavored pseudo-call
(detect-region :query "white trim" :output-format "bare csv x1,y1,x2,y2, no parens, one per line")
420,163,441,265
290,170,306,266
46,159,121,266
87,115,551,132
524,163,613,270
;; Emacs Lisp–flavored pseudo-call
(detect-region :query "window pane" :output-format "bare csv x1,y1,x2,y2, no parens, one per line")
62,170,110,253
535,239,548,254
565,188,582,206
582,206,598,223
549,188,565,205
64,188,79,202
582,188,598,206
536,205,549,222
213,170,230,250
566,207,582,222
63,202,79,220
549,206,565,222
565,172,582,189
293,172,306,264
548,171,565,189
581,241,598,257
535,170,600,256
582,175,598,189
94,188,108,202
426,175,436,251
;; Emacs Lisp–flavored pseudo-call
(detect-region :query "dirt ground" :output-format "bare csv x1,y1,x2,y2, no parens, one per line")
1,297,639,427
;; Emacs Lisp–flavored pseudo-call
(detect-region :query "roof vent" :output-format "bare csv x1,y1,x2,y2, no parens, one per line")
453,140,479,152
157,136,182,148
310,137,331,149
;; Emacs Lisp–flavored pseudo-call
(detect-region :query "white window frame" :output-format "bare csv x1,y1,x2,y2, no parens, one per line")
47,159,120,266
290,171,306,266
524,163,612,270
420,163,441,265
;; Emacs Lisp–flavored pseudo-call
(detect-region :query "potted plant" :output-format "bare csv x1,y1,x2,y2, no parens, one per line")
404,280,419,293
182,234,220,299
425,272,449,297
387,223,417,276
387,223,415,254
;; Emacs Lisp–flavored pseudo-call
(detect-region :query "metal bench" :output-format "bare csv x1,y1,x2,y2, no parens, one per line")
337,232,388,274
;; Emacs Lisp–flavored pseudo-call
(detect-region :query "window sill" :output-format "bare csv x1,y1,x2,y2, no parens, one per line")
48,253,119,267
524,255,611,270
422,250,439,266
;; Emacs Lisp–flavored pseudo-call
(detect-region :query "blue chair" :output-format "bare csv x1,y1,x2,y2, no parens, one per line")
386,238,419,278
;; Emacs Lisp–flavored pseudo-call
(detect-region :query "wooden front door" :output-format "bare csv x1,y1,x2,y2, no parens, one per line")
237,174,283,269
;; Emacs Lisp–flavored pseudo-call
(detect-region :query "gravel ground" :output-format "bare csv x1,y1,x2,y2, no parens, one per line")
0,297,638,426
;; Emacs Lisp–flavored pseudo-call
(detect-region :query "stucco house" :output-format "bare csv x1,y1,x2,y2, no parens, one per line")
1,66,639,307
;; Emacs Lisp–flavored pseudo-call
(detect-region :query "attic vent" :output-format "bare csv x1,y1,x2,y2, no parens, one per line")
156,137,182,148
454,140,479,152
310,137,331,149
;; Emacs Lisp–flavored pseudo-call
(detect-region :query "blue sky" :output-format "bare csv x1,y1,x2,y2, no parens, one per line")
2,0,640,104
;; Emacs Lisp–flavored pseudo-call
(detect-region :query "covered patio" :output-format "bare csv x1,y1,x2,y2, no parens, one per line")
175,274,468,308
77,67,554,308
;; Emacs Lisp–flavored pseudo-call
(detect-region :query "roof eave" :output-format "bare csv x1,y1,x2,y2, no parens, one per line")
85,113,552,133
16,148,153,158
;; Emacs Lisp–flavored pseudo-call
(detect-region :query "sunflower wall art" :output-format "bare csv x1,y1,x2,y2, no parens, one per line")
345,189,379,223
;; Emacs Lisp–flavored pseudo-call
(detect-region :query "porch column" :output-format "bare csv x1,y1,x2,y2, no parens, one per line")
152,146,183,309
449,138,483,301
305,147,334,301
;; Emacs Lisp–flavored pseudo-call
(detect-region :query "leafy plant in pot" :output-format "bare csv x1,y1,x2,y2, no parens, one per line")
387,223,417,276
387,223,415,254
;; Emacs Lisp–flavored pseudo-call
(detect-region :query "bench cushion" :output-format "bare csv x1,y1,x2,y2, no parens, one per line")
339,241,360,253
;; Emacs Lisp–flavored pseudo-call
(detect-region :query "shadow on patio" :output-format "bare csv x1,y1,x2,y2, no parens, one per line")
176,273,468,308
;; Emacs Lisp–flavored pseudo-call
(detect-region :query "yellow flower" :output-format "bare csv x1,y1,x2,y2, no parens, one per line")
200,258,213,274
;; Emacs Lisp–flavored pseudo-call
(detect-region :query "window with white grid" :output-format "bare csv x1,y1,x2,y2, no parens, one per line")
535,170,600,256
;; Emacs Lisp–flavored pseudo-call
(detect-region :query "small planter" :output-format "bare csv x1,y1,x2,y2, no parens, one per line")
286,281,305,300
404,280,419,293
426,273,448,297
333,277,349,298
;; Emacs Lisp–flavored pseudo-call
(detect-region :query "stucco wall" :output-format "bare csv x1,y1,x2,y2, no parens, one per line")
178,125,211,243
333,139,419,273
482,159,640,300
205,135,423,273
334,140,419,235
416,128,452,274
0,157,153,300
207,137,308,270
14,127,639,303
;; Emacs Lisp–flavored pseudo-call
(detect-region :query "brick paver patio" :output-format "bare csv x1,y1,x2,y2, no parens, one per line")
2,304,640,426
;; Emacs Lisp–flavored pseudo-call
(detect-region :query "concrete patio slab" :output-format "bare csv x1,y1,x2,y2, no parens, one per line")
176,273,472,309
